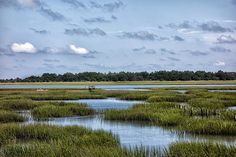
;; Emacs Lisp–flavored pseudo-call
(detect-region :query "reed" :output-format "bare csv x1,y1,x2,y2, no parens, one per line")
188,98,225,109
32,103,95,119
28,92,105,100
148,94,190,102
0,124,118,147
180,118,236,135
220,110,236,121
1,142,164,157
0,124,164,157
168,142,236,157
104,103,185,126
0,99,41,110
183,107,221,117
0,110,25,123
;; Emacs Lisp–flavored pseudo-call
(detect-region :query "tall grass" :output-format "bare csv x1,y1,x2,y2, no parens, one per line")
0,124,164,157
148,94,190,103
220,110,236,121
26,90,106,100
104,102,186,126
32,104,95,119
0,124,118,147
180,118,236,135
0,110,25,123
168,142,236,157
1,142,164,157
97,89,179,101
188,98,225,109
0,99,41,110
183,107,221,117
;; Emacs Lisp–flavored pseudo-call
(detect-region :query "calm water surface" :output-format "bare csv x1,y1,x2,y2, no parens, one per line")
20,98,236,148
228,106,236,110
63,98,144,111
208,90,236,93
1,84,236,90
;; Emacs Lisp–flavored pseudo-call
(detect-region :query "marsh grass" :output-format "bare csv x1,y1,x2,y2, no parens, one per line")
220,110,236,121
97,89,178,101
0,124,164,157
0,124,118,146
105,102,186,126
183,107,221,117
0,99,41,110
0,87,236,156
32,103,95,119
180,118,236,135
27,92,105,100
168,142,236,157
1,142,164,157
188,98,226,109
105,101,236,135
148,94,190,102
0,89,106,101
0,110,25,123
104,91,155,100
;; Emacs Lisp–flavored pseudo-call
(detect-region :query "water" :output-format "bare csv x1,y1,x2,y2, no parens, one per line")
44,115,236,148
228,106,236,110
208,90,236,93
20,98,236,148
63,98,144,111
1,84,236,90
172,90,189,94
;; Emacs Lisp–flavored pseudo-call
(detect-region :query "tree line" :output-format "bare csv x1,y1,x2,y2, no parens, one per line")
1,70,236,82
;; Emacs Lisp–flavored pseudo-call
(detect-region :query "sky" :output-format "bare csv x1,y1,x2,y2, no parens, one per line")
0,0,236,79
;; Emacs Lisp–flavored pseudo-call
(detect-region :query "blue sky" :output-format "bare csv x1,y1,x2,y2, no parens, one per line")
0,0,236,79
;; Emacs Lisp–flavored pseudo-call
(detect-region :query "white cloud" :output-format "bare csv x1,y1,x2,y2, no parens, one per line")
69,45,89,54
11,42,37,53
214,61,225,66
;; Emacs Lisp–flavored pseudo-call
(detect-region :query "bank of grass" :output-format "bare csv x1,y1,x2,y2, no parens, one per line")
188,96,236,109
148,94,190,103
0,89,106,101
98,89,184,101
180,118,236,135
28,92,105,100
0,99,42,110
105,102,186,126
0,124,163,157
168,142,236,157
188,98,226,109
0,110,25,123
0,99,70,110
97,90,154,100
0,124,235,157
220,110,236,121
0,124,118,147
1,143,165,157
32,103,95,119
104,101,236,135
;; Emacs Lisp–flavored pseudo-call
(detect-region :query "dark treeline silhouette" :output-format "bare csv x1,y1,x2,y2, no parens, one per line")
1,70,236,82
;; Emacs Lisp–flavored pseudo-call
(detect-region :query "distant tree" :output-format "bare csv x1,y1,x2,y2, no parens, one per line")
1,71,236,82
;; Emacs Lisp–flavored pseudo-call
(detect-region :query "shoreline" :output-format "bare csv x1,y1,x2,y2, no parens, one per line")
1,80,236,85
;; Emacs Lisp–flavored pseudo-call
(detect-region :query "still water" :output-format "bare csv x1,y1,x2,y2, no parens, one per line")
63,98,144,111
1,84,236,90
208,90,236,93
20,98,236,148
